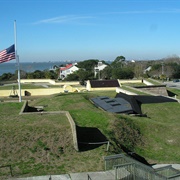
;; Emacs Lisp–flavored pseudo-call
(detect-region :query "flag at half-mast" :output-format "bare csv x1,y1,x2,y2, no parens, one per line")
0,44,15,64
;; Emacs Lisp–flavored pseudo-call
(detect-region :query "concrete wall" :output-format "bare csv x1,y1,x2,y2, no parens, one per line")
86,79,147,91
20,79,152,86
116,87,137,95
88,87,118,91
20,79,56,84
0,79,155,97
0,89,60,97
65,111,79,151
118,79,142,84
0,87,86,97
20,79,80,86
137,86,168,96
143,79,154,86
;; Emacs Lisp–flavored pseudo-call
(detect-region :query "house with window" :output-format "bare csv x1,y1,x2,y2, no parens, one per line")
59,63,79,79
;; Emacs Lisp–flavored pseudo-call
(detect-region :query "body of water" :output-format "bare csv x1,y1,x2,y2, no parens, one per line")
0,62,62,75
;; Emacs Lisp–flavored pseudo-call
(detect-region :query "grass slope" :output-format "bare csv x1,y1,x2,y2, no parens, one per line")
0,90,179,178
134,102,180,164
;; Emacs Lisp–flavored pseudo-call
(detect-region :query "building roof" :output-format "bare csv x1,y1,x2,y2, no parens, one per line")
91,96,134,114
60,64,73,71
90,92,178,115
89,80,120,88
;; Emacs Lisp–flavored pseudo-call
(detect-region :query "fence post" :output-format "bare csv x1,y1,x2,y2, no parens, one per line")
9,165,13,177
106,141,110,151
87,174,92,180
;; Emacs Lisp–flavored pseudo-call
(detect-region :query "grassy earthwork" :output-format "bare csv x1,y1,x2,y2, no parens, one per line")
0,88,179,178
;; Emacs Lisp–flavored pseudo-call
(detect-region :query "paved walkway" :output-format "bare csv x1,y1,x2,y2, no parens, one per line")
152,164,180,170
8,170,116,180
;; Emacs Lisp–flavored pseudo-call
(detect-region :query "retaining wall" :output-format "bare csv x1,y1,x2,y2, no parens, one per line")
135,85,168,96
0,79,158,97
116,87,137,95
0,87,86,97
20,79,80,86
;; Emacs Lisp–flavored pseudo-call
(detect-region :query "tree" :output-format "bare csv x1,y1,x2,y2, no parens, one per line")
114,56,126,62
77,59,99,71
172,64,180,78
12,70,27,80
77,69,94,81
101,66,112,79
0,73,14,80
133,63,143,78
63,69,94,82
112,67,134,79
111,56,126,68
44,70,57,79
26,70,45,79
33,70,45,79
64,73,79,81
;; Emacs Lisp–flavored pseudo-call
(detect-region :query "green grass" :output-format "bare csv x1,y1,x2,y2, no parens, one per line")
0,90,179,178
130,102,180,163
145,78,163,85
0,106,76,177
121,82,145,87
121,86,150,95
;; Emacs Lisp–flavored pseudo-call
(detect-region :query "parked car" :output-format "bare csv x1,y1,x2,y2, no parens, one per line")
173,79,180,83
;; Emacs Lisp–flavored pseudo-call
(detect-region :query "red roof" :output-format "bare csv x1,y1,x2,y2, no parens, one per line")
60,64,73,71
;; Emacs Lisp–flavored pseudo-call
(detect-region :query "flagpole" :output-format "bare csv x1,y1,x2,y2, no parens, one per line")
14,20,22,102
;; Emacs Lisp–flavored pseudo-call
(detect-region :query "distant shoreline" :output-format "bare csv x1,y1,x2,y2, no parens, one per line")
0,62,62,75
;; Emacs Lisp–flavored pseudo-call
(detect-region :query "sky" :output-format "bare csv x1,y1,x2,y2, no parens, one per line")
1,0,180,62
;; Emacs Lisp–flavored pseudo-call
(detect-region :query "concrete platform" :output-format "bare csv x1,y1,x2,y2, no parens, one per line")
152,164,180,170
70,170,115,180
8,171,116,180
9,174,71,180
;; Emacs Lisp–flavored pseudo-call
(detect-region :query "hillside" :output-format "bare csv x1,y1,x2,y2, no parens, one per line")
0,90,179,178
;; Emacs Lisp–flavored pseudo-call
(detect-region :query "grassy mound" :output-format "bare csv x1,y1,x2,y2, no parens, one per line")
0,90,179,178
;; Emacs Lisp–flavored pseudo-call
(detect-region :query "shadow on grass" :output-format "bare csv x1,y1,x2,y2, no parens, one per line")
26,106,39,112
76,126,108,152
120,145,155,166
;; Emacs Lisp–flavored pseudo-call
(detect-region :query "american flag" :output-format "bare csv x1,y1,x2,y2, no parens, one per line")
0,44,15,64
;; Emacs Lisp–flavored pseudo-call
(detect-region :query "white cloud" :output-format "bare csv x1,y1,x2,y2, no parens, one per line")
34,15,95,25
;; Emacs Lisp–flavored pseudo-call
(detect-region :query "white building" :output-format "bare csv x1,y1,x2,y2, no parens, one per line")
143,66,152,74
94,61,107,78
59,63,79,79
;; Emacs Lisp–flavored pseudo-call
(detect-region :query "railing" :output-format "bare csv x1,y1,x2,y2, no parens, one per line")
114,163,166,180
155,165,180,177
104,154,180,180
104,153,153,171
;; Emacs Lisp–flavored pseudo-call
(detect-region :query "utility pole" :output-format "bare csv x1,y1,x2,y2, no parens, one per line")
162,62,164,75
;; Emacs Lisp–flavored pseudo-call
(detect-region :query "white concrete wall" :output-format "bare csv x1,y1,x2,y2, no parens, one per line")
143,79,154,85
116,87,137,95
20,79,56,84
20,79,80,86
118,79,143,83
